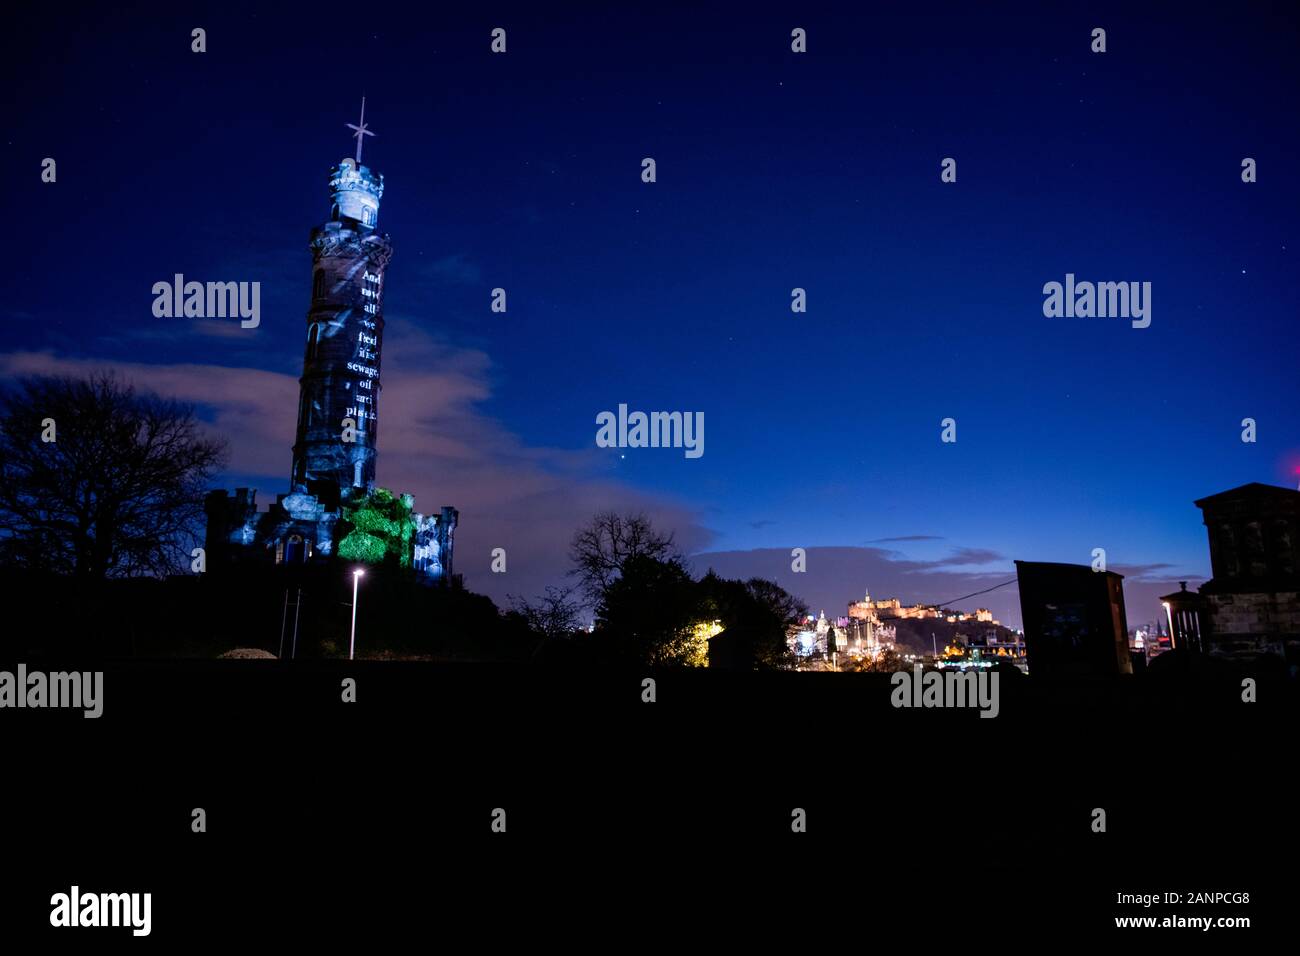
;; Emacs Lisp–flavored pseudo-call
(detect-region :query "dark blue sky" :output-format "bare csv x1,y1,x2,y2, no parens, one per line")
6,2,1299,625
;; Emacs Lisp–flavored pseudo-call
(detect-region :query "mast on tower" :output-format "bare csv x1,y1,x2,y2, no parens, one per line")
346,96,375,164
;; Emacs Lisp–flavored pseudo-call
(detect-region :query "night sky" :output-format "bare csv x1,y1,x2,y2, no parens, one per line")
6,2,1299,627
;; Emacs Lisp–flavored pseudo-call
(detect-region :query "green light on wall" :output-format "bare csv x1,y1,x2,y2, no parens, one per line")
337,487,413,567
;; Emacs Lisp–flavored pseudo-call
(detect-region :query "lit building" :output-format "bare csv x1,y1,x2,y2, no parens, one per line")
1159,582,1207,654
963,626,1026,662
850,594,899,618
1194,483,1300,662
841,591,898,659
848,592,944,621
204,105,458,583
942,608,1000,624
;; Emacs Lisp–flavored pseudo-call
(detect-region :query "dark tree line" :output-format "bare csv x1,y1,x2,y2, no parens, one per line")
514,510,808,668
0,373,803,667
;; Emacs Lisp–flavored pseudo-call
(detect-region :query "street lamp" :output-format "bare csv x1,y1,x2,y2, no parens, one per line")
350,569,365,660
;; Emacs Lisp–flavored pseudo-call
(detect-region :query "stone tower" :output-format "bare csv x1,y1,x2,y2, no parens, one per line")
290,155,393,505
205,106,461,587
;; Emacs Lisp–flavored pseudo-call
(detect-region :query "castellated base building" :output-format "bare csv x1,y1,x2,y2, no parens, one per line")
1193,483,1300,662
205,135,457,584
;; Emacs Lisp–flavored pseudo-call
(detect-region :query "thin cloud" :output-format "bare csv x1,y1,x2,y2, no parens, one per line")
935,547,1007,567
0,325,713,608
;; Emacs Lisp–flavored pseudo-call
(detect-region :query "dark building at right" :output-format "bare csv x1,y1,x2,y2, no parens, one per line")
1014,482,1300,676
1193,482,1300,664
1015,560,1132,677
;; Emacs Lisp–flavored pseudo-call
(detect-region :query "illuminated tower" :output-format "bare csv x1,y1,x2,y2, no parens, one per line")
290,99,392,504
205,102,461,585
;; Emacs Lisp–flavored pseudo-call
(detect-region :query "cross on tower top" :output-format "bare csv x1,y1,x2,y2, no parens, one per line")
346,97,376,164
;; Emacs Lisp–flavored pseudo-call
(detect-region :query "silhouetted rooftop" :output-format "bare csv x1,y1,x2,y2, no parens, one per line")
1195,482,1300,508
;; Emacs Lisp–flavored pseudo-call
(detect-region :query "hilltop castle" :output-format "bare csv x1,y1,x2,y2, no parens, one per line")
204,104,458,584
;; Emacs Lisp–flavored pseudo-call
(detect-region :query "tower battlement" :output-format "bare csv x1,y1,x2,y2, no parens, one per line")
328,158,384,229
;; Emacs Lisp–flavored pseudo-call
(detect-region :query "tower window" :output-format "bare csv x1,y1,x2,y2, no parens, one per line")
331,204,340,221
313,271,326,300
306,324,319,360
363,207,375,226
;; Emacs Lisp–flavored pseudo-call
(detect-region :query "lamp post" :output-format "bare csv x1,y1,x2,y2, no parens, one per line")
350,569,365,661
